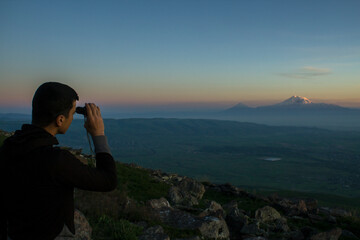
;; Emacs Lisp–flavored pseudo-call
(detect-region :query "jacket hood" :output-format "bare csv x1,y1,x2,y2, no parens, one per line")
2,124,59,156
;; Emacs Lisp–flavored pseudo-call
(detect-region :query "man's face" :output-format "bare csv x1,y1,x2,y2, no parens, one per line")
58,100,76,134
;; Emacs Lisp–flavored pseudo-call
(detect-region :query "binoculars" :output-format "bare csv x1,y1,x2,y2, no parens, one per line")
76,106,87,116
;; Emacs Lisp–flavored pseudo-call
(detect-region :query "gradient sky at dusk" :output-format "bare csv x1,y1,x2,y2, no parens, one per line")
1,0,360,113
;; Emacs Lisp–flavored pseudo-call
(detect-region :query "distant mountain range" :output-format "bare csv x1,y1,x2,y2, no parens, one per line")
1,96,360,131
226,96,349,112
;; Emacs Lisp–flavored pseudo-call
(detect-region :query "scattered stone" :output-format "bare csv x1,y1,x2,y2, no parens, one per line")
168,178,205,207
74,209,92,240
255,206,282,223
139,225,170,240
152,206,229,239
310,227,342,240
198,216,230,239
277,198,318,216
147,197,172,209
308,213,324,223
224,201,249,239
319,207,352,218
198,201,225,218
274,218,290,232
329,208,352,218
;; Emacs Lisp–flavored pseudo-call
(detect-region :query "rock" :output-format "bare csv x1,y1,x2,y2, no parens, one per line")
274,218,290,232
147,197,172,209
74,209,92,240
310,228,342,240
198,216,230,239
255,206,282,223
223,200,238,213
152,207,229,239
168,178,205,207
305,199,319,213
319,207,351,218
276,198,318,216
308,213,324,222
224,201,249,239
139,225,170,240
198,201,225,218
329,208,352,218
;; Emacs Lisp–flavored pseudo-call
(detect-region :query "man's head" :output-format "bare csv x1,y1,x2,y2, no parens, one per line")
32,82,79,133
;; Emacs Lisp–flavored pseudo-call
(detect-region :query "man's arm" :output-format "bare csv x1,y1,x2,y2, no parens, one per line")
51,103,117,191
51,146,117,191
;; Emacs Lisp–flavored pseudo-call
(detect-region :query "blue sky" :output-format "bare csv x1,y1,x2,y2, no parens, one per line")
1,0,360,113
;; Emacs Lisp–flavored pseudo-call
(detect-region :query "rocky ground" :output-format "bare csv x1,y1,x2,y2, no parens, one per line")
74,155,360,240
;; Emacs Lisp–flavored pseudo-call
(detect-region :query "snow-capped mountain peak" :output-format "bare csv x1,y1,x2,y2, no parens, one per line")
279,96,313,105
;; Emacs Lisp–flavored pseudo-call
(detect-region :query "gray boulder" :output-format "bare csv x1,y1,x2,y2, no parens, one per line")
74,209,92,240
255,206,282,223
199,201,225,218
168,177,205,207
277,198,318,216
147,197,172,209
223,201,249,239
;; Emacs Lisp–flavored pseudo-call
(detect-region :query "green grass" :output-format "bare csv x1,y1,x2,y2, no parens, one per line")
0,134,6,147
116,163,170,202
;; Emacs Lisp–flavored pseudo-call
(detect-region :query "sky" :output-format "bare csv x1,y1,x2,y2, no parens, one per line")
1,0,360,113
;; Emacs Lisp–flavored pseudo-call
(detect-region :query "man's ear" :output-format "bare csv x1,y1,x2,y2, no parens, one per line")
55,115,65,127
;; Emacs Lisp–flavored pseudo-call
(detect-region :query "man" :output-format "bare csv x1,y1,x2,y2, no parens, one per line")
0,82,117,240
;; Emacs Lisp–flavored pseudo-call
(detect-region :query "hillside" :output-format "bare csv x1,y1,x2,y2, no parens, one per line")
2,119,360,203
1,130,360,240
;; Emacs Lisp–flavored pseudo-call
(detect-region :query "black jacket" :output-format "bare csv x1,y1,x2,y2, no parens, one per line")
0,124,117,240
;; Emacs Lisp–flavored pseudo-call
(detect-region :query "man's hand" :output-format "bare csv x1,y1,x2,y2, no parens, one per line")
84,103,105,136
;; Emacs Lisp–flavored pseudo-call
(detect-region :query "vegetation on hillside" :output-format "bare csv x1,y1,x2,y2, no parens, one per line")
75,161,360,239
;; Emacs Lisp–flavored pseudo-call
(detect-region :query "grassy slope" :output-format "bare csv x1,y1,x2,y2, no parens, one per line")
78,162,360,239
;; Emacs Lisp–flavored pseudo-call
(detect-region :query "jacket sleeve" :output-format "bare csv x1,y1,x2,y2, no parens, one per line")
50,149,118,192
